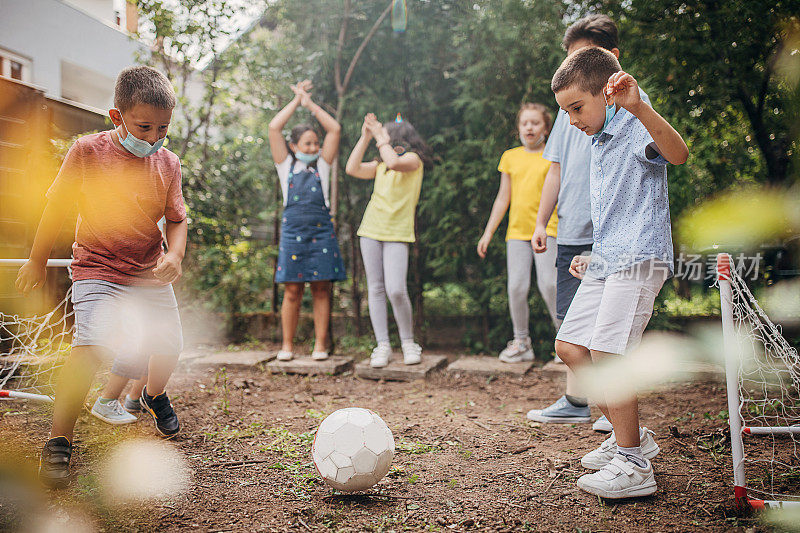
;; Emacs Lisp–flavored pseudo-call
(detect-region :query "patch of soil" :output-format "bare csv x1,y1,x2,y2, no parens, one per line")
0,347,775,532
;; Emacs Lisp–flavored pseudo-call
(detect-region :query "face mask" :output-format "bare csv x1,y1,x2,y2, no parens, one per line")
117,111,165,157
593,95,617,141
295,151,320,164
520,133,545,149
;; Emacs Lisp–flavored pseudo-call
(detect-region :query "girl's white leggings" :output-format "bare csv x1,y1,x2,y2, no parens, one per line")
360,237,414,345
507,237,559,340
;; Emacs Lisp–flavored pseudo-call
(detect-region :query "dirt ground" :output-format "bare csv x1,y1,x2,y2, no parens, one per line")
0,346,781,532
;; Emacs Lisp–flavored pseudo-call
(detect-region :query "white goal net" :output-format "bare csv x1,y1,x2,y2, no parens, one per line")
718,253,800,509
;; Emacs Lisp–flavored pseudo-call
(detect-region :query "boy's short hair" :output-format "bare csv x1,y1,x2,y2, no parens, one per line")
562,14,618,51
114,66,176,111
551,46,621,95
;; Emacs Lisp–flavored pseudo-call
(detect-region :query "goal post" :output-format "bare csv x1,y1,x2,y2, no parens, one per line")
717,253,800,510
0,258,73,403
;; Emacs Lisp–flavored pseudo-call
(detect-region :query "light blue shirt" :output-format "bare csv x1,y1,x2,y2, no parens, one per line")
585,104,674,280
542,111,593,246
544,89,651,247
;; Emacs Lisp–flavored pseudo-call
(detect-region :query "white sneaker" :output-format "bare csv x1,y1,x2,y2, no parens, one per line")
91,398,137,425
276,350,293,361
498,337,534,363
577,455,657,499
581,428,660,470
369,344,392,368
312,351,329,361
401,342,422,365
592,415,614,433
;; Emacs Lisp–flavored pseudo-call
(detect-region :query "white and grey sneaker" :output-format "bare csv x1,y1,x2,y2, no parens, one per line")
526,395,591,424
311,351,329,361
401,342,422,365
276,350,293,361
581,428,660,470
577,454,657,499
592,415,613,433
498,337,534,363
369,344,392,368
91,398,137,425
123,395,142,413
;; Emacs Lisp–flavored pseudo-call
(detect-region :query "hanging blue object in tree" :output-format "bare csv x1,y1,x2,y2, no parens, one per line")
391,0,407,33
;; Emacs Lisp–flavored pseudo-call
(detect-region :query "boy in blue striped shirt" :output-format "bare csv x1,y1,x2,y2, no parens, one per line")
551,46,688,500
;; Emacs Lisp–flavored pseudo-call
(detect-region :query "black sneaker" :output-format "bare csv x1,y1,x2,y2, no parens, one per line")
123,395,142,413
140,388,180,438
39,436,72,488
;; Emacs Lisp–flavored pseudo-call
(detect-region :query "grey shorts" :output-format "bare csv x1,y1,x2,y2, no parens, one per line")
71,280,183,379
556,243,593,320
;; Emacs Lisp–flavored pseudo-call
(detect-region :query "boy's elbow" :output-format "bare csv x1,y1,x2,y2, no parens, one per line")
330,123,342,135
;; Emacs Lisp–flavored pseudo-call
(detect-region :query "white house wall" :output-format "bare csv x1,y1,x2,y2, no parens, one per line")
0,0,143,109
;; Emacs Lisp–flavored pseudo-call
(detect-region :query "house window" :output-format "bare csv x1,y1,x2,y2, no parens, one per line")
0,49,31,83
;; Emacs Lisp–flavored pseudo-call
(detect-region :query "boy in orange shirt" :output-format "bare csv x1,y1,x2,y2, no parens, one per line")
16,66,187,488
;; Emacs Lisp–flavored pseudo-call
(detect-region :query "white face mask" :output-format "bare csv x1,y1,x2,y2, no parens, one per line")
520,132,545,149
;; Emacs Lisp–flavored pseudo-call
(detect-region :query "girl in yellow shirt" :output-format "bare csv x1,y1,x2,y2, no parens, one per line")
477,103,559,362
346,113,430,368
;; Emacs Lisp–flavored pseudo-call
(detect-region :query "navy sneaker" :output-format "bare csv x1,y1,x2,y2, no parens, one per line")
39,436,72,488
526,395,591,424
140,388,180,438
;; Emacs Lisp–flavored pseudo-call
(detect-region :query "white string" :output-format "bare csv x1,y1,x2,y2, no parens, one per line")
728,266,800,501
0,290,73,399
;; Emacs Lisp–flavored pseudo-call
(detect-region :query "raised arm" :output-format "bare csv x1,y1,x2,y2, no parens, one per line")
607,72,689,165
532,162,560,252
367,115,421,173
346,115,379,180
268,83,304,164
476,173,512,258
300,90,341,165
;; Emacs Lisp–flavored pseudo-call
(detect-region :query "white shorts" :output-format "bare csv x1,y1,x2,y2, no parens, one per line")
555,260,668,354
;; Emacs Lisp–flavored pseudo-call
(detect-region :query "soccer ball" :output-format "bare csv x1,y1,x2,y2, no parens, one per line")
312,407,395,492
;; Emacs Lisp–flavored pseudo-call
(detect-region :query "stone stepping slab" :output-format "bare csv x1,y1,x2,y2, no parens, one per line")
355,354,448,381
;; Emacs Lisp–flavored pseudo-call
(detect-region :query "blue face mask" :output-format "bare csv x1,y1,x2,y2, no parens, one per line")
117,112,166,157
593,97,617,141
295,151,320,164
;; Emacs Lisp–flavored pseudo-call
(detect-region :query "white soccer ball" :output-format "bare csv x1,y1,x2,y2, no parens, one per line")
312,407,395,492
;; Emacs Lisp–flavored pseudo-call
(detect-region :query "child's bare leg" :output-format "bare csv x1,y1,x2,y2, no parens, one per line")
565,367,581,397
145,353,179,396
128,376,147,399
556,340,613,424
50,345,106,440
591,349,639,446
99,373,129,401
281,283,304,352
310,281,331,353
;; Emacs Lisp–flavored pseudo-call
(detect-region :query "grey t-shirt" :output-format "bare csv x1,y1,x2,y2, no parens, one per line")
543,89,650,246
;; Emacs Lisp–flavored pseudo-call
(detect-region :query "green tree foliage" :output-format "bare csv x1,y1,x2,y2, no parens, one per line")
132,0,796,351
575,0,799,188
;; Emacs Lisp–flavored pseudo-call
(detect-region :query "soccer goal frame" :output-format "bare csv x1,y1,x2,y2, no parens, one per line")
717,253,800,510
0,258,73,403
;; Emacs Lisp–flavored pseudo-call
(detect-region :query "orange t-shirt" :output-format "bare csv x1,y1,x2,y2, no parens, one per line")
46,131,186,286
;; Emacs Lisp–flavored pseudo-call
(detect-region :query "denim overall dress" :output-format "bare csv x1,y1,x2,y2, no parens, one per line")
275,159,346,283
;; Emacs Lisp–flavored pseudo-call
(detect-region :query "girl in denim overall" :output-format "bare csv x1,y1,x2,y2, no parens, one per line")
268,80,345,361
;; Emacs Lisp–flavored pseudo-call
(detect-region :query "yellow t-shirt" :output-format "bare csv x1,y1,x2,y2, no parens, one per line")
497,146,558,241
357,155,423,243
